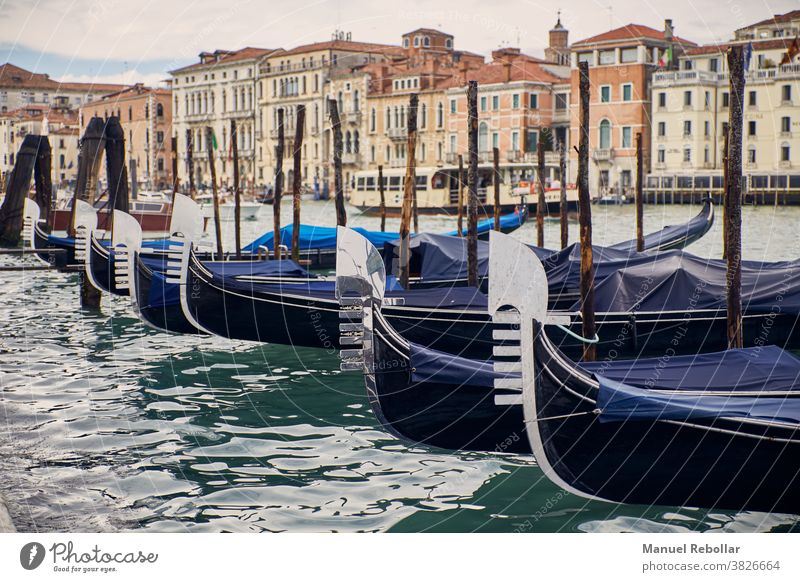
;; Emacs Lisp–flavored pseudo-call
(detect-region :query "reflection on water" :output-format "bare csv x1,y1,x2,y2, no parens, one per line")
1,201,798,532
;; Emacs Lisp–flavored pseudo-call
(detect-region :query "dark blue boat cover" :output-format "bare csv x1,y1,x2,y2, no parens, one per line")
409,342,516,387
47,234,172,250
586,252,800,315
596,360,800,425
241,212,525,253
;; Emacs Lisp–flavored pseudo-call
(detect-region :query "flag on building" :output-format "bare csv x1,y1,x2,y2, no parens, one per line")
781,36,799,65
658,46,673,68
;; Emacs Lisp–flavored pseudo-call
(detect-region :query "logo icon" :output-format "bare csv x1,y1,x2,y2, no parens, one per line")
20,542,46,570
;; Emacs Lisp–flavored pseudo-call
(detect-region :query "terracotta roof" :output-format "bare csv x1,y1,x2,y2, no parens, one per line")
0,104,79,124
271,39,401,58
449,59,567,88
685,38,799,56
737,10,800,32
573,24,696,47
0,63,127,95
50,127,79,135
88,84,171,102
171,47,279,73
403,28,453,37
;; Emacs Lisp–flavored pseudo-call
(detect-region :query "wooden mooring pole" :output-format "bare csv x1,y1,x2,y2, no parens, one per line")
537,141,546,248
378,164,386,232
231,119,242,259
467,81,479,288
493,147,501,231
726,46,745,349
186,129,195,199
559,143,568,248
577,61,596,361
273,109,285,259
171,135,179,197
635,132,644,252
457,154,465,236
205,127,223,257
330,99,346,226
290,104,306,262
722,130,729,261
398,93,419,288
0,135,39,245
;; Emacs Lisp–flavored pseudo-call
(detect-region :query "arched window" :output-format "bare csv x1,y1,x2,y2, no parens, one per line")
370,108,376,132
394,106,399,128
156,103,164,117
354,89,360,111
478,122,488,152
420,103,427,129
436,102,444,128
354,130,360,153
345,130,352,154
337,91,344,114
128,106,133,121
599,119,611,149
386,107,391,129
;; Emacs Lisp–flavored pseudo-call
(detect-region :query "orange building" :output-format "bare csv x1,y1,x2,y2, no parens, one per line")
80,84,173,191
568,21,695,196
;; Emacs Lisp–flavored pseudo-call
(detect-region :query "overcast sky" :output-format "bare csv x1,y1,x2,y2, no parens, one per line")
1,0,797,86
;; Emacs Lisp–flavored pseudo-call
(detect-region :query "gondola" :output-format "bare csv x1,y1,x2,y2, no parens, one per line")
606,197,713,252
489,231,800,514
23,198,96,269
241,206,529,269
334,228,800,465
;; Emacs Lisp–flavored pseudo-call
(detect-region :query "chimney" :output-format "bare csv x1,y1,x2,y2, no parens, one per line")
664,19,674,41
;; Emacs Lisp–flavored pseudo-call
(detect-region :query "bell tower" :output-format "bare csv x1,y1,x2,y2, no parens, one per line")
545,10,570,66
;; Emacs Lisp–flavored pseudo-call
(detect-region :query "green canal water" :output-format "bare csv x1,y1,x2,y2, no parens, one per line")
1,201,799,532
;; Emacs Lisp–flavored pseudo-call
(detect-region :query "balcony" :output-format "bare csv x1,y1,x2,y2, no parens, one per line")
507,150,522,162
779,160,793,169
654,162,666,170
445,152,459,164
592,148,615,162
389,158,405,168
342,152,361,165
343,110,362,124
387,127,408,141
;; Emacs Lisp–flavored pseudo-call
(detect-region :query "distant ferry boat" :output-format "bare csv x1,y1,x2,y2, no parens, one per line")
350,163,579,216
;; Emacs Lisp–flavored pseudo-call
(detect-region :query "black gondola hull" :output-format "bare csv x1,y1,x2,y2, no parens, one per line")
134,253,204,334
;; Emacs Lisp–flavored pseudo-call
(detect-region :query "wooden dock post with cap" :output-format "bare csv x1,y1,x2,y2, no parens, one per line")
635,132,644,252
170,136,179,198
273,109,285,259
186,129,195,199
467,81,479,288
0,135,39,245
457,154,465,237
205,126,223,257
537,141,546,248
378,164,386,232
329,99,346,227
290,104,306,262
577,61,595,361
231,119,242,258
493,147,501,231
559,143,568,248
398,93,418,289
726,45,745,349
722,130,729,261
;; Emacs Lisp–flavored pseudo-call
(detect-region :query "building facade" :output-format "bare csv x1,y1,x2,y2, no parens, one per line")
568,21,695,196
0,63,126,114
649,12,800,192
257,33,400,193
170,48,276,191
80,84,174,190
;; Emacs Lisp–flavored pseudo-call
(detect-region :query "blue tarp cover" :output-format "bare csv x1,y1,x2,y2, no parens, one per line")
242,211,525,253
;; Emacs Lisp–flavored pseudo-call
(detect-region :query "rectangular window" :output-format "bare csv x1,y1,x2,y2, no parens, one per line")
450,99,457,114
529,93,538,109
600,86,611,103
782,145,791,162
492,95,499,111
704,91,711,109
512,94,520,109
683,148,691,163
683,91,692,107
555,93,567,110
683,120,692,136
577,52,593,64
526,130,538,152
748,90,757,107
599,50,615,65
709,58,719,72
748,148,756,164
450,135,456,153
704,121,710,136
748,121,757,136
658,121,666,137
783,85,793,102
622,126,632,148
782,116,791,133
722,92,730,108
512,131,519,151
658,92,666,108
620,47,638,63
480,96,487,112
622,84,632,101
658,149,665,163
492,132,499,148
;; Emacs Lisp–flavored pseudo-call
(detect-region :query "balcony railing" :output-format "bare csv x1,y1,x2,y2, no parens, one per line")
342,152,361,165
387,127,408,140
592,148,615,162
389,158,405,168
445,152,459,164
343,111,362,124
